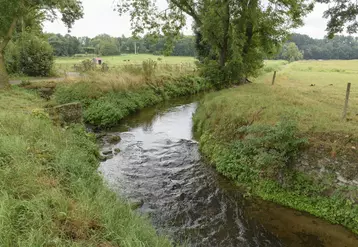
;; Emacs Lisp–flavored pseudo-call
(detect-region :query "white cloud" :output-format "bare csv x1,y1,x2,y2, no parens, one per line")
43,1,334,39
43,0,132,37
293,3,328,38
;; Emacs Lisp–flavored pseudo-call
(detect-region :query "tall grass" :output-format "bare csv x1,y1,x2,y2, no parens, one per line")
0,89,173,246
52,59,208,127
54,74,210,127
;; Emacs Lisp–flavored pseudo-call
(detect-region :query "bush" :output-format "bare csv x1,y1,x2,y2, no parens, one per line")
80,59,96,72
5,32,54,76
18,33,54,76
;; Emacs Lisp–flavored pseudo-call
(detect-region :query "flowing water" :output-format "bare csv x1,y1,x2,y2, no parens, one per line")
99,97,358,247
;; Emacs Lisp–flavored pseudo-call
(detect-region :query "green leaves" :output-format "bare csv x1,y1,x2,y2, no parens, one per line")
5,32,54,76
317,0,358,38
280,42,304,62
116,0,312,85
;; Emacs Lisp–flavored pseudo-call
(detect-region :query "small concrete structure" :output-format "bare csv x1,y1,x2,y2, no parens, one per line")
49,102,83,126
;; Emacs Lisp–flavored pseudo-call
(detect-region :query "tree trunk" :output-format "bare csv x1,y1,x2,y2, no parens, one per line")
0,18,18,89
219,0,230,85
219,45,227,68
0,52,9,89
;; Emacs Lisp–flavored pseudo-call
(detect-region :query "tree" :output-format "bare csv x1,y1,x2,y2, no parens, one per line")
116,0,313,86
99,41,120,56
317,0,358,38
279,33,358,60
0,0,83,88
280,42,303,62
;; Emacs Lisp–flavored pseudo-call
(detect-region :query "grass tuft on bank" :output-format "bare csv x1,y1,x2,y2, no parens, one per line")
194,60,358,234
0,88,173,246
54,75,211,127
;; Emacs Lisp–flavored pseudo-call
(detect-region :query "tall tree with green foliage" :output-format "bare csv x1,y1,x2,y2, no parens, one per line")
116,0,313,86
0,0,83,88
317,0,358,38
281,42,304,62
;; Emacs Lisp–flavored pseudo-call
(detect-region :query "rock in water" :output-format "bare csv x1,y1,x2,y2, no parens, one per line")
102,149,113,155
49,102,83,126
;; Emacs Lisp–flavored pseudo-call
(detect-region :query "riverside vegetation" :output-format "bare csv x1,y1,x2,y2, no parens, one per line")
53,59,211,127
194,60,358,234
0,88,174,246
1,53,213,245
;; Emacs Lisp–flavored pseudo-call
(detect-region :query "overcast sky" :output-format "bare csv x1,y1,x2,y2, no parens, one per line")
43,1,331,39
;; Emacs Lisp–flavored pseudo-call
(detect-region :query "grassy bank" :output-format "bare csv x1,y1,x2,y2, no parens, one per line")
193,60,358,234
0,88,173,246
54,73,211,127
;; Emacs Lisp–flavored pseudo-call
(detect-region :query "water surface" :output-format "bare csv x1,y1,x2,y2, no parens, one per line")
99,97,358,247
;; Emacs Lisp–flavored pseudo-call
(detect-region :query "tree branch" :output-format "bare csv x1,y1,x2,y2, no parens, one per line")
170,0,201,25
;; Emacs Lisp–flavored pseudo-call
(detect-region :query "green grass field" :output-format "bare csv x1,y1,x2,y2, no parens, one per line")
205,59,358,136
56,54,196,72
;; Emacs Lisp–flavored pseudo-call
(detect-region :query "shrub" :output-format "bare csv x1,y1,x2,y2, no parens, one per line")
18,32,54,76
81,59,96,72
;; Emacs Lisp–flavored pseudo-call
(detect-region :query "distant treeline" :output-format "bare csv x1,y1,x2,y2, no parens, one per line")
277,33,358,60
47,32,358,60
45,33,196,57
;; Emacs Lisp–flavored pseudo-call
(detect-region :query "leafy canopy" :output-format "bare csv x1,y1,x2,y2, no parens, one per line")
0,0,83,41
317,0,358,38
116,0,313,85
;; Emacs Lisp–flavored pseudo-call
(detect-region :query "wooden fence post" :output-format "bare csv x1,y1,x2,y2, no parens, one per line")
342,82,351,120
271,71,277,85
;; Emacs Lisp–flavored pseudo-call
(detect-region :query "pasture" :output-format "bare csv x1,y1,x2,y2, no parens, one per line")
195,59,358,148
244,60,358,135
55,54,196,72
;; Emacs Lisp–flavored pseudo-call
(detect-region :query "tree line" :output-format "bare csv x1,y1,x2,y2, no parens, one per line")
282,33,358,60
46,33,196,57
48,31,358,62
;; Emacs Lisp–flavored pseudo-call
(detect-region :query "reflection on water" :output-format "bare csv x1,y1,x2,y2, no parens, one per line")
99,97,358,247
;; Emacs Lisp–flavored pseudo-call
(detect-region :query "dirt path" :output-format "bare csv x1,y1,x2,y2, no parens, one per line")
9,72,83,85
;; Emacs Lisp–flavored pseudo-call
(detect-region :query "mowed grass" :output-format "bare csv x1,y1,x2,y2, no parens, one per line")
56,54,196,72
0,88,173,246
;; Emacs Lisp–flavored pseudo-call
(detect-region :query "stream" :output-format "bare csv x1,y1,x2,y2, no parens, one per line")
99,97,358,247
